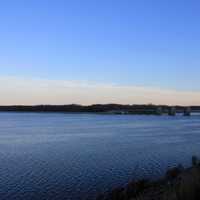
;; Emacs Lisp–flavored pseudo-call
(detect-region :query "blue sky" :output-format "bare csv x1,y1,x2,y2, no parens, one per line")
1,0,200,105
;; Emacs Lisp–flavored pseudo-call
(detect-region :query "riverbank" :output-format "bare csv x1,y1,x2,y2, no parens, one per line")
96,156,200,200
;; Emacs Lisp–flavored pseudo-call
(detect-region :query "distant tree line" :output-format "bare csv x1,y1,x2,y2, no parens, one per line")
0,104,199,114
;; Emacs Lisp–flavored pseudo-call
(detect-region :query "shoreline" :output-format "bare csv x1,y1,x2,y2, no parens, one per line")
96,156,200,200
0,104,199,116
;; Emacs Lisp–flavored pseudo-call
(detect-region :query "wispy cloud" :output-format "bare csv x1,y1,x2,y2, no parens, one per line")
0,76,200,105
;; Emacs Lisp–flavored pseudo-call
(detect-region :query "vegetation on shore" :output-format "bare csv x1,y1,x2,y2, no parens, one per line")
96,156,200,200
0,104,199,115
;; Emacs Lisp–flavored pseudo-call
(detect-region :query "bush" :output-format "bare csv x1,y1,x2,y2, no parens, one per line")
192,156,198,166
166,165,184,180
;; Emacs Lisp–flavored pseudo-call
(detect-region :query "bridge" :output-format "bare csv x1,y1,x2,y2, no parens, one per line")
157,106,191,116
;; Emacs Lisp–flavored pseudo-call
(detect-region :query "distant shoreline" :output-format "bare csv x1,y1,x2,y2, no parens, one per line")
0,104,199,115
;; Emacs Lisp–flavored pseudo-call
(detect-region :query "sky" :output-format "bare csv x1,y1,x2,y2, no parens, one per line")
1,0,200,105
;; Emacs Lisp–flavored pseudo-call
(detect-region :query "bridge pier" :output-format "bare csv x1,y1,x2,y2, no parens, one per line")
168,107,176,116
183,107,191,116
156,107,163,115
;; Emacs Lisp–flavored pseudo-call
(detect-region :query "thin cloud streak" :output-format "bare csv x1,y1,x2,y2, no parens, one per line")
0,76,200,106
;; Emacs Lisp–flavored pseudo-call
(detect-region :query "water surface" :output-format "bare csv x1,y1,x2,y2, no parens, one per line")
0,113,200,200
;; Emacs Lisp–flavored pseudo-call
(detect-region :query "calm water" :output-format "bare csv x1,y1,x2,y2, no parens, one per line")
0,113,200,200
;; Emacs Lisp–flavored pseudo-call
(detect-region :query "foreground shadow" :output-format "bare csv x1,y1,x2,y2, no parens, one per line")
96,156,200,200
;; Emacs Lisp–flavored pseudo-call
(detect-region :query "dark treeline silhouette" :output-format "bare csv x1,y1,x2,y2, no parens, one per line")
0,104,199,114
